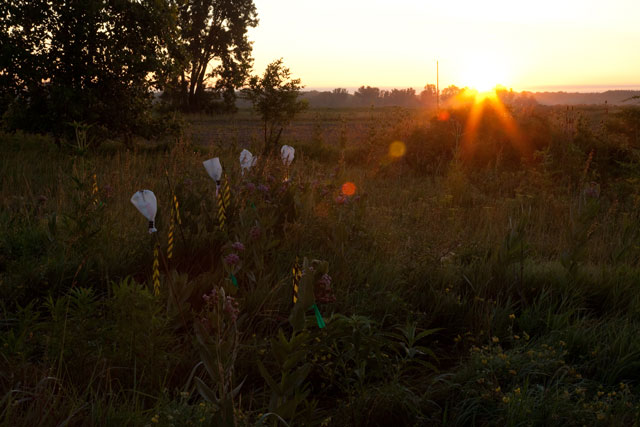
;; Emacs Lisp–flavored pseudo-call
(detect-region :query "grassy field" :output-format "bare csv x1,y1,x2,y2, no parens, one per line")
2,102,640,426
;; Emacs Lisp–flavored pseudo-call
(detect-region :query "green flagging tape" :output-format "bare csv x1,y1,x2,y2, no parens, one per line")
312,304,326,329
230,273,238,287
251,202,256,210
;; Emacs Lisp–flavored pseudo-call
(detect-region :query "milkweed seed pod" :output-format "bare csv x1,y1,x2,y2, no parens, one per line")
131,190,158,233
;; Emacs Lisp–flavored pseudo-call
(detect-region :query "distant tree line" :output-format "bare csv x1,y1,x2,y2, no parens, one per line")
266,85,538,109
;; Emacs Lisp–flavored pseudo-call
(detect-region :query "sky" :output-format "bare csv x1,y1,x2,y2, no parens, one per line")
247,0,640,93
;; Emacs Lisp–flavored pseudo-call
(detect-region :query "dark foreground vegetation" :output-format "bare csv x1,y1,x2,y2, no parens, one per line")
2,100,640,426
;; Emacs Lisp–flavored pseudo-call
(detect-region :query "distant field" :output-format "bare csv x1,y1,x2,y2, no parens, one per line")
185,108,434,148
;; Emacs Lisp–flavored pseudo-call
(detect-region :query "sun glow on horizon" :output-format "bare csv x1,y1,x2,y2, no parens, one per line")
249,0,640,92
452,89,528,164
459,54,511,93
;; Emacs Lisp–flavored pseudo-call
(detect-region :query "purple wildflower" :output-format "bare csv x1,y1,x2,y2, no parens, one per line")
224,296,239,322
315,273,336,304
231,241,245,251
202,288,217,302
224,253,240,265
249,226,262,240
318,274,332,287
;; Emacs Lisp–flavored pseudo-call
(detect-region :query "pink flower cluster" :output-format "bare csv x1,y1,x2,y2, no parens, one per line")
201,288,239,323
249,226,262,240
315,273,336,304
202,288,218,303
224,253,240,265
224,296,239,322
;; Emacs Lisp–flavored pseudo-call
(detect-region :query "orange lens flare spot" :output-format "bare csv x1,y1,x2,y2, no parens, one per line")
341,182,357,196
388,141,406,158
437,110,450,121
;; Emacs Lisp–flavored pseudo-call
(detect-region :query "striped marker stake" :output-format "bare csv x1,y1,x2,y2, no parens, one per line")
292,258,302,303
167,204,175,259
291,258,325,329
167,195,181,259
152,244,160,296
217,190,226,231
91,174,99,206
173,194,182,225
217,174,231,231
222,174,231,210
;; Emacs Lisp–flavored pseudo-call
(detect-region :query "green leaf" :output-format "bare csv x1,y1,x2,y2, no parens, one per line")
257,360,283,395
195,377,219,407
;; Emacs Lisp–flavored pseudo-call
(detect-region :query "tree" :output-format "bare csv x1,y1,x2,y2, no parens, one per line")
167,0,258,112
420,84,437,107
353,86,380,107
380,88,418,107
441,85,462,102
242,59,307,154
0,0,177,142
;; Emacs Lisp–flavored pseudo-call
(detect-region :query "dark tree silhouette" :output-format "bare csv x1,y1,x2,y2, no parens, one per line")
354,86,381,107
169,0,258,112
243,59,307,154
1,0,177,141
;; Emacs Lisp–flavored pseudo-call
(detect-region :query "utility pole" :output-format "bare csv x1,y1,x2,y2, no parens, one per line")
436,60,440,111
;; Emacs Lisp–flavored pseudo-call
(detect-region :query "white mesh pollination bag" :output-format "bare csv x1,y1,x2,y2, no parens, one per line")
239,149,257,175
203,157,223,194
131,190,158,233
281,145,295,166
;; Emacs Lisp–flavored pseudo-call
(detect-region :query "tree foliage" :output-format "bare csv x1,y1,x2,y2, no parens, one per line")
164,0,258,112
243,59,307,154
0,0,178,141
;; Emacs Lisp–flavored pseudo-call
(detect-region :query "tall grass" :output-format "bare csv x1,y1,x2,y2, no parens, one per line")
2,103,640,425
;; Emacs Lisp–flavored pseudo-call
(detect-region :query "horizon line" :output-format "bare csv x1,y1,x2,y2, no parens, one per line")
300,84,640,94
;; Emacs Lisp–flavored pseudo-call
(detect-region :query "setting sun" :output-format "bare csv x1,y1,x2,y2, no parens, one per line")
459,54,511,92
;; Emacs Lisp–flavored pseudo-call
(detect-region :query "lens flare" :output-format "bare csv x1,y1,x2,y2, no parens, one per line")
388,141,406,158
341,182,357,196
437,110,451,121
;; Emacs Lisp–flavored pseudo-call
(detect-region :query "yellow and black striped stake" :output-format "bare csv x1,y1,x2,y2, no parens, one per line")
167,195,181,259
173,194,182,225
216,174,231,231
91,174,99,206
222,174,231,210
292,258,302,304
167,209,175,260
217,191,226,231
152,244,160,296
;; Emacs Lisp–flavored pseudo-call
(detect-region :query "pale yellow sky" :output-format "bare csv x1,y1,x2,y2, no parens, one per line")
247,0,640,92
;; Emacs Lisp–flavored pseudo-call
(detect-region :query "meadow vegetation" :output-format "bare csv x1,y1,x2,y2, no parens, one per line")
2,100,640,426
